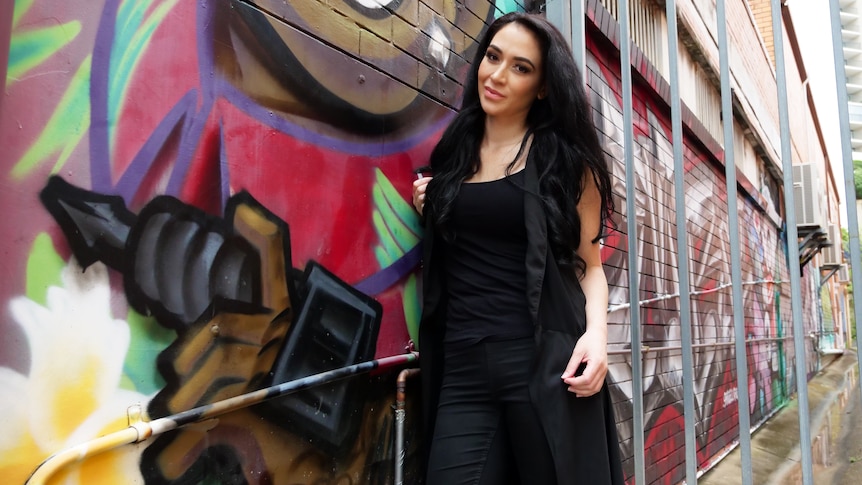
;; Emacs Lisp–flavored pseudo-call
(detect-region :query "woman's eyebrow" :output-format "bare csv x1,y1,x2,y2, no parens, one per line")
514,56,536,69
487,43,536,69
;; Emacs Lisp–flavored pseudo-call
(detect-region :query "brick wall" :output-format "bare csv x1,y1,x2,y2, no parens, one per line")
748,0,775,67
585,2,821,482
586,32,815,479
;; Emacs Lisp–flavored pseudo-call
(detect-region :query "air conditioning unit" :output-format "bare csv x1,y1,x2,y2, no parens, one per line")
792,163,826,228
822,223,843,267
839,264,850,284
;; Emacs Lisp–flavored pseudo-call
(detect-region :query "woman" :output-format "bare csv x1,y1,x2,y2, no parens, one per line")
412,12,624,485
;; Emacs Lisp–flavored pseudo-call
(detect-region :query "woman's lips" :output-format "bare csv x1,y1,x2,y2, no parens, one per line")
484,86,504,100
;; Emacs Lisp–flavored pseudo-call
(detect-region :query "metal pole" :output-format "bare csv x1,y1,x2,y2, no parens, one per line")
715,0,753,482
394,368,420,485
771,1,814,483
829,0,862,404
664,1,697,482
546,0,583,83
26,352,420,485
545,0,572,52
618,0,646,483
570,0,586,76
816,272,825,361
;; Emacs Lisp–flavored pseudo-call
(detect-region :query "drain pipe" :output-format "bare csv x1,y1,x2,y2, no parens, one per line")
394,367,420,485
818,266,845,355
26,352,419,485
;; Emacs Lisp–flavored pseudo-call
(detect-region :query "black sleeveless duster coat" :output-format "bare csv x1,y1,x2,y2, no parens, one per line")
418,157,625,484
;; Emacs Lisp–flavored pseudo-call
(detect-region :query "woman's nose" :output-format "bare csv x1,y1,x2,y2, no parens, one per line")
489,64,506,83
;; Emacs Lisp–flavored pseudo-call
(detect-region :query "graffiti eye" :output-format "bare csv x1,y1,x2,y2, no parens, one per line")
352,0,400,9
344,0,404,18
428,21,452,70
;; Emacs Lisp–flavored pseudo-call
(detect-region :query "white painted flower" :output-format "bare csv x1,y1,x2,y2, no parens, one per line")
0,260,148,484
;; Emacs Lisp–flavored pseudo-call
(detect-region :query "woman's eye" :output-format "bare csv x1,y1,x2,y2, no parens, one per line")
514,64,530,73
486,52,499,61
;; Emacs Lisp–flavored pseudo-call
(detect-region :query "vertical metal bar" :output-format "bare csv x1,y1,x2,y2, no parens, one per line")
816,272,825,363
618,0,646,483
545,0,572,52
715,0,753,483
771,1,814,483
394,368,419,485
664,1,697,483
571,0,586,78
394,405,406,485
829,0,862,405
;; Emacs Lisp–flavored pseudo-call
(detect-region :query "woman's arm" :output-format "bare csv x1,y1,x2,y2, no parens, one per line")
561,170,609,397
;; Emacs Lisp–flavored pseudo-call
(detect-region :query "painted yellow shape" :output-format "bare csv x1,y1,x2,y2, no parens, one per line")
49,355,100,440
11,56,91,179
13,0,35,29
7,21,82,83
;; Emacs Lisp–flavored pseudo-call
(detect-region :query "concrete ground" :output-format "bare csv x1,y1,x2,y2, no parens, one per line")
699,350,860,485
829,363,862,485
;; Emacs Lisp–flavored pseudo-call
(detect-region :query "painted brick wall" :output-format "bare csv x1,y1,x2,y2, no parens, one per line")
585,10,819,482
0,1,828,484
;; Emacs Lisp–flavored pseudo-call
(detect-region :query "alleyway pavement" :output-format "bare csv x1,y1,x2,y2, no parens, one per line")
699,349,860,485
826,356,862,485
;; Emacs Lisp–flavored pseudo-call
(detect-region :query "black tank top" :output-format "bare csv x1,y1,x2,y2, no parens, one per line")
443,169,534,345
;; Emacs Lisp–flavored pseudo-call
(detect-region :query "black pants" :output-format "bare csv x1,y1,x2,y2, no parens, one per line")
426,337,557,485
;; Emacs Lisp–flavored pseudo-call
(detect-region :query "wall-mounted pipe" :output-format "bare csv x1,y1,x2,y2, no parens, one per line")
607,279,784,314
607,335,801,355
394,368,421,485
26,352,419,485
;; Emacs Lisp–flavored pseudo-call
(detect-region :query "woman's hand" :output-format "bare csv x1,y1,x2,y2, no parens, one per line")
561,328,608,397
413,176,432,215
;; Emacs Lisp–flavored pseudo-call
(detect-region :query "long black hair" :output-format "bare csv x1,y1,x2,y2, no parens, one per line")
424,12,614,275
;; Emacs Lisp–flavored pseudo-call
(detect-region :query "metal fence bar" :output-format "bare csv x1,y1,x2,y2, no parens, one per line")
663,1,697,482
715,0,753,483
770,1,814,483
617,0,646,482
551,3,647,481
829,0,862,405
545,0,572,60
571,0,586,78
828,0,862,405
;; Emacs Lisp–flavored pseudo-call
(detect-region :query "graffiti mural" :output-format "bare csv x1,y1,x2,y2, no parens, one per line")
0,0,823,484
1,0,500,482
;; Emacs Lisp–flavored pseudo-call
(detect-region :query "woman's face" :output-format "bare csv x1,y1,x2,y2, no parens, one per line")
477,22,545,123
